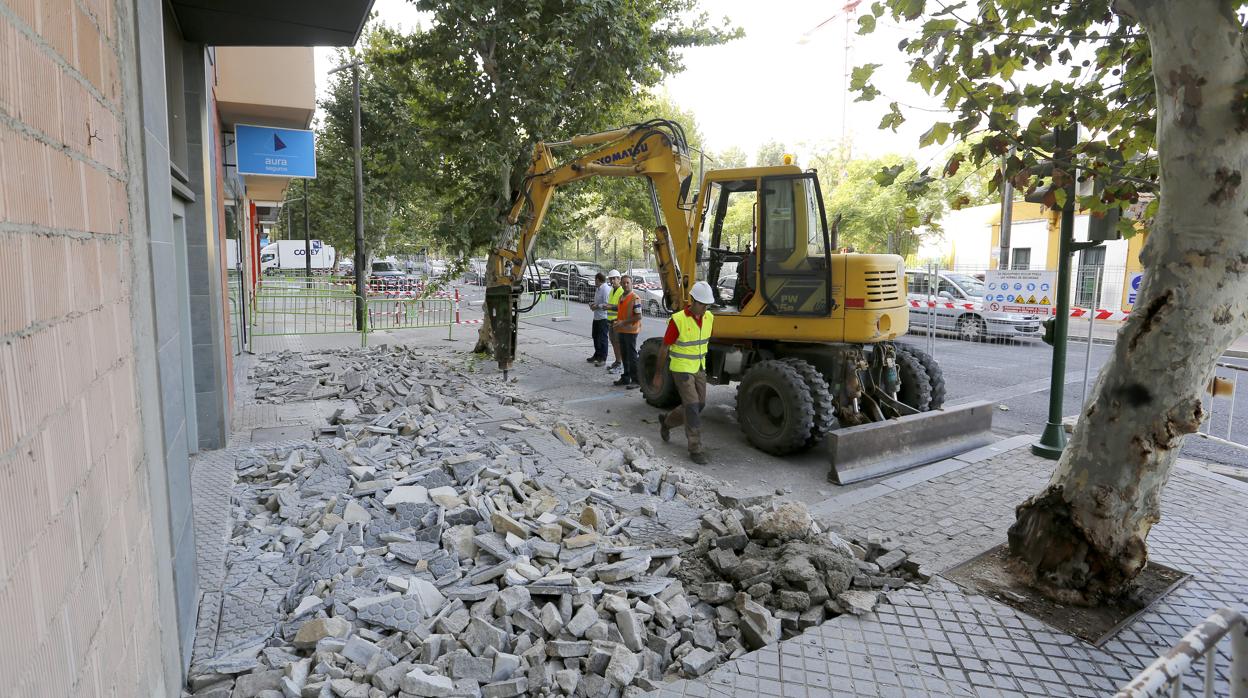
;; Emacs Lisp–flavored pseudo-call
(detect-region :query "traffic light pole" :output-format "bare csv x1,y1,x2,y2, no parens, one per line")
1032,123,1103,460
1032,197,1076,459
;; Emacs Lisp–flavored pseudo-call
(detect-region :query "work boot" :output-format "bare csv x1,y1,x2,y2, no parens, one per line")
626,383,639,390
607,361,621,371
586,356,598,362
594,360,605,367
689,452,709,465
613,377,630,387
660,421,671,442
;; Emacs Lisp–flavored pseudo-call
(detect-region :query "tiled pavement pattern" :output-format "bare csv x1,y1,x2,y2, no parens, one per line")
649,445,1248,697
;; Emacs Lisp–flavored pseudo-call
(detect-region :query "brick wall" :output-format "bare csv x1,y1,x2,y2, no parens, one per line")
0,0,167,695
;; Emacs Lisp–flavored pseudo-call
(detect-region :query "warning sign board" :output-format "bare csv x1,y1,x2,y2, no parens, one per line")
984,269,1058,316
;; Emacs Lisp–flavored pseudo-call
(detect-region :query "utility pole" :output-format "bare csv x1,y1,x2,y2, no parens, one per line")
331,59,366,331
998,149,1014,269
303,178,311,279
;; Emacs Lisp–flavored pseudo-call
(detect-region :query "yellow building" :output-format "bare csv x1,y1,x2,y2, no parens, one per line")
923,202,1146,312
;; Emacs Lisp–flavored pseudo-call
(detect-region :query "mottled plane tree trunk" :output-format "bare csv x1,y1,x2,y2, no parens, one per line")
1009,0,1248,602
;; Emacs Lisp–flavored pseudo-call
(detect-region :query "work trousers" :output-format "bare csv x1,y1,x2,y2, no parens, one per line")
663,370,707,455
609,326,621,364
618,332,639,383
591,319,610,360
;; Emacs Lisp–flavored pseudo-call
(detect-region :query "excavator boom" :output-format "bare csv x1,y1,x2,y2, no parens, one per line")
485,120,695,371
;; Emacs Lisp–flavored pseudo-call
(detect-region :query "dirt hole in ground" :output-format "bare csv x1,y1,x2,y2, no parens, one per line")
944,543,1189,645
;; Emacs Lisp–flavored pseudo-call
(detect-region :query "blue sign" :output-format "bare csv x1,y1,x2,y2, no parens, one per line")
236,124,316,178
1127,272,1144,306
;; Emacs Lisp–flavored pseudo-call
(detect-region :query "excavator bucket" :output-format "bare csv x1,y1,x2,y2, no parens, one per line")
827,400,996,484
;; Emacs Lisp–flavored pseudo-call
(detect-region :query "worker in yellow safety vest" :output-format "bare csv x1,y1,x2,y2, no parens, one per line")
651,281,715,465
605,269,623,373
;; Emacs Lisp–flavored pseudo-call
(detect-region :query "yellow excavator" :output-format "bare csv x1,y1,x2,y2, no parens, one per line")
484,120,992,483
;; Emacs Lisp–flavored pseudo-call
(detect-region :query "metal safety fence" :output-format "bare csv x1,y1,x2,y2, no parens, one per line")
519,288,569,320
249,290,362,349
1116,607,1247,697
246,284,461,350
365,296,455,340
1195,362,1247,455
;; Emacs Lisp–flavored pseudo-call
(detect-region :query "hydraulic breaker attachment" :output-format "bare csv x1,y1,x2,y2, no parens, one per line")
486,283,521,375
827,400,995,484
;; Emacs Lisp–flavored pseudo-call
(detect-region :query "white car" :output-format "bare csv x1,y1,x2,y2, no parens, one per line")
626,269,667,315
905,270,1042,340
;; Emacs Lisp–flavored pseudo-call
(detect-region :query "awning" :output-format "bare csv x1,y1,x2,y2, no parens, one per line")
170,0,375,46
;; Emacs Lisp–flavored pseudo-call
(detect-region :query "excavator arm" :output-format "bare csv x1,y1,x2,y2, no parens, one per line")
484,120,696,372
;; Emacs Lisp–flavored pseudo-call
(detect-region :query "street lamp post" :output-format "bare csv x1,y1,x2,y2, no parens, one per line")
330,58,366,331
303,179,311,280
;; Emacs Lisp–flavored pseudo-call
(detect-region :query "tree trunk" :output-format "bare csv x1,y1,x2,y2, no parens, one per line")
472,159,516,355
1008,0,1248,603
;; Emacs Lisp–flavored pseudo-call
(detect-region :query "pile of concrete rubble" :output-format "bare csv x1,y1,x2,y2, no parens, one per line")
678,498,934,644
186,346,928,698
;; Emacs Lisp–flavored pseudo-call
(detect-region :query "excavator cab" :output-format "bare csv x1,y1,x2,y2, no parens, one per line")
699,172,834,319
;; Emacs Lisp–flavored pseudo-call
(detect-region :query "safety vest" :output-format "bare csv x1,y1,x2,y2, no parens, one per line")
669,310,715,373
616,291,641,334
606,286,623,321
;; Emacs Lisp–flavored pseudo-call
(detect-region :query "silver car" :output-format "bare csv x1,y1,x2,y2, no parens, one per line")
905,270,1042,340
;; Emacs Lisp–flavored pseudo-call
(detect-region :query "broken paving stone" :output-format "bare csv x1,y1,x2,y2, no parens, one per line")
463,618,508,657
681,647,718,677
595,556,650,583
400,667,454,697
565,602,599,638
480,677,527,698
605,644,640,686
838,590,880,616
699,582,735,604
874,548,907,572
292,617,351,648
383,485,430,508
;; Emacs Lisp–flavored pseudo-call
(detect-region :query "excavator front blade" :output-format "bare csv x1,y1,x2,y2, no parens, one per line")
827,400,995,484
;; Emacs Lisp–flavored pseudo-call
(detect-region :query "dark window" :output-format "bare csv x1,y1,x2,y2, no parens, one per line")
1011,248,1031,270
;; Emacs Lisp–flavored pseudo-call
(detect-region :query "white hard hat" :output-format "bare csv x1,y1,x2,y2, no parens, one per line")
607,269,621,278
690,281,714,304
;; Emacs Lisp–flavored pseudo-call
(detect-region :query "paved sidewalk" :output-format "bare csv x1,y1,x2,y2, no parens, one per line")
651,444,1248,697
206,332,1246,697
1067,319,1248,358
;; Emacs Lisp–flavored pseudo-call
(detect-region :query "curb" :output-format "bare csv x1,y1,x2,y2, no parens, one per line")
1065,334,1248,360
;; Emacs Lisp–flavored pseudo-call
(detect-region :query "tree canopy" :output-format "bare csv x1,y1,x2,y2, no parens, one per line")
375,0,739,256
854,0,1157,230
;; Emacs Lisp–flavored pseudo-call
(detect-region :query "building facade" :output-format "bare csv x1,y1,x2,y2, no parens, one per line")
0,0,369,694
919,201,1148,313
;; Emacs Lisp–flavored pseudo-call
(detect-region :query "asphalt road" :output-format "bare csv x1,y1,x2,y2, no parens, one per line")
453,281,1246,468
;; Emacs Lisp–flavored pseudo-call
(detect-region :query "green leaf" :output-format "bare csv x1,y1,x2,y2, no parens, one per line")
857,14,876,35
918,122,951,147
874,164,905,187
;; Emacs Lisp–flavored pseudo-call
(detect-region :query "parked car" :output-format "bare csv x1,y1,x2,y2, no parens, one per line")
370,261,406,279
549,261,606,302
523,265,553,292
904,270,1042,340
716,274,737,307
624,269,665,315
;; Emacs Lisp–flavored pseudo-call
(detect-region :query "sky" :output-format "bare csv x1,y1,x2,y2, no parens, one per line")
313,0,957,169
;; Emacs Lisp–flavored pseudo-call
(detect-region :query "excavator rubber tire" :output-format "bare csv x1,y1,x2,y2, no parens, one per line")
895,348,933,412
897,344,945,409
735,360,816,456
639,337,680,408
781,357,838,447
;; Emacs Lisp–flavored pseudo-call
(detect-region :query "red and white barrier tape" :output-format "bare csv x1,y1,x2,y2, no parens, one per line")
906,299,1131,321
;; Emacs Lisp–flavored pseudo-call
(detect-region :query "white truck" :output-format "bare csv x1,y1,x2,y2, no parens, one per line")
259,240,336,275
